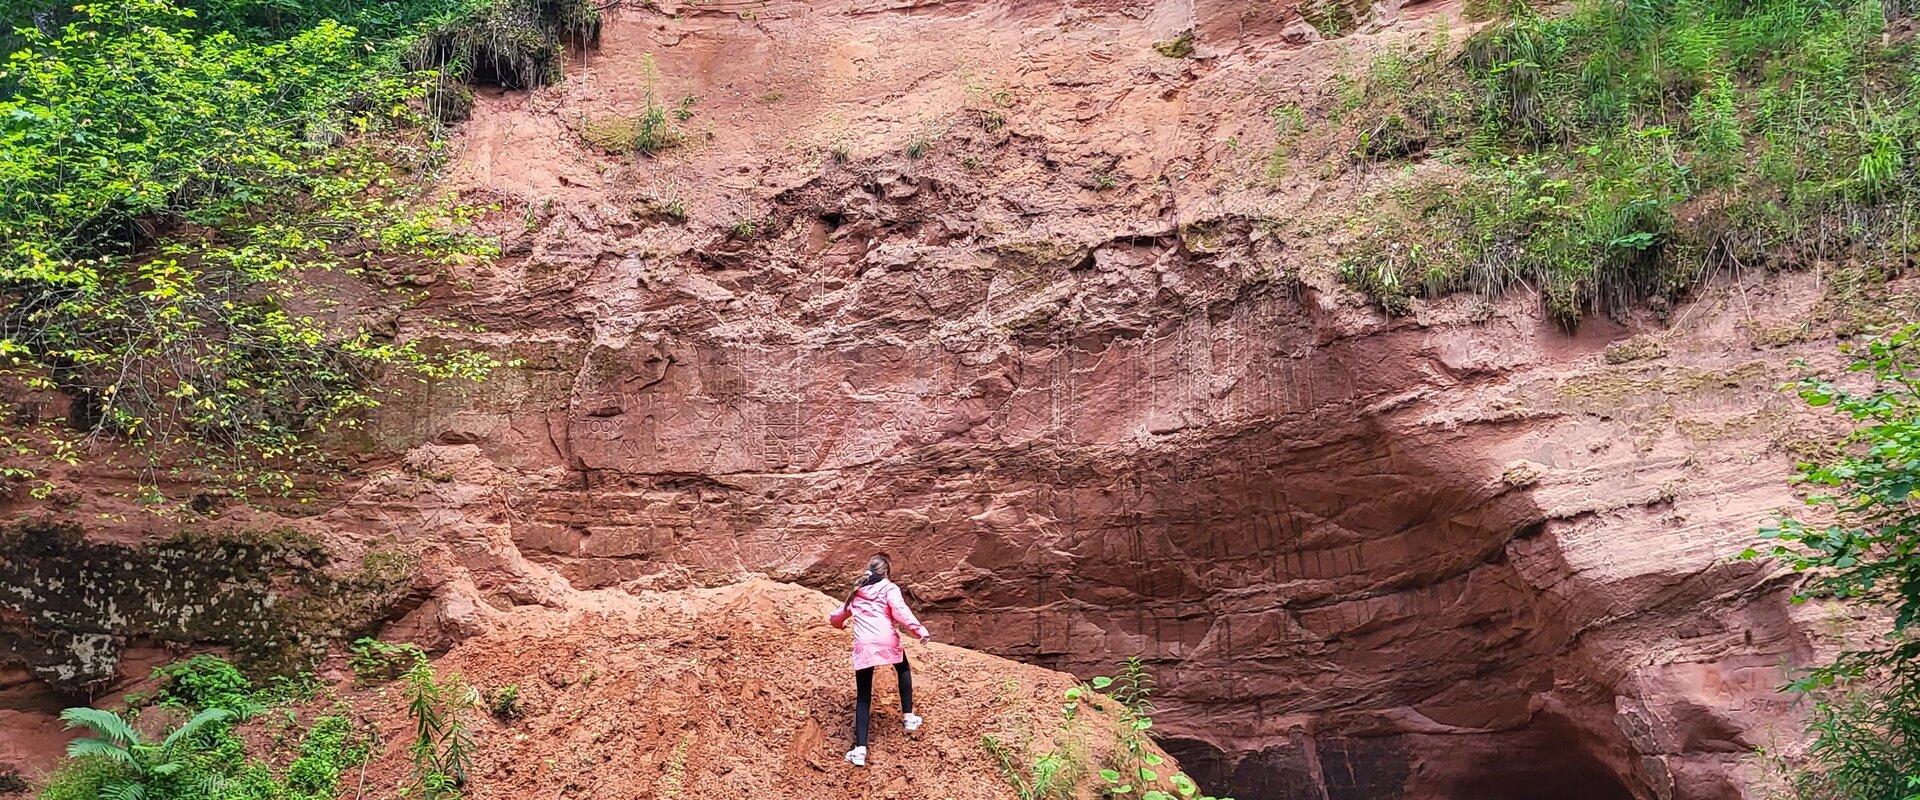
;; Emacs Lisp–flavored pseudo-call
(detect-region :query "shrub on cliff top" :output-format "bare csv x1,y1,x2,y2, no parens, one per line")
0,0,546,501
408,0,602,90
1338,0,1919,325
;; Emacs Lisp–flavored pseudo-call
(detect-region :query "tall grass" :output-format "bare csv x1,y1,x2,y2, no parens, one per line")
1341,0,1919,324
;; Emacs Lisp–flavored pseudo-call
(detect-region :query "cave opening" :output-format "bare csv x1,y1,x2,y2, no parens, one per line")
1160,711,1641,800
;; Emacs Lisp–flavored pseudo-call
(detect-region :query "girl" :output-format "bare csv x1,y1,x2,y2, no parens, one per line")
827,553,930,767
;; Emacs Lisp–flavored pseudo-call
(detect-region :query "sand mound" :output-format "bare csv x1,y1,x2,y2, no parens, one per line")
348,580,1178,800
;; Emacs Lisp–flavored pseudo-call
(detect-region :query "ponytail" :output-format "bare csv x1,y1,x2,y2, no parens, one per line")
841,569,882,610
841,553,893,610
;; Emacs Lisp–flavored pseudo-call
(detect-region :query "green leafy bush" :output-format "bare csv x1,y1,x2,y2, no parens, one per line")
409,0,600,90
41,654,376,800
56,705,238,799
283,714,364,798
985,657,1230,800
35,753,124,800
0,0,536,500
153,655,258,715
1340,0,1919,325
487,684,522,720
1752,324,1920,672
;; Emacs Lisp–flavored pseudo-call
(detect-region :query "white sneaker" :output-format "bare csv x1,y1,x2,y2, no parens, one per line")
845,746,867,767
903,713,923,732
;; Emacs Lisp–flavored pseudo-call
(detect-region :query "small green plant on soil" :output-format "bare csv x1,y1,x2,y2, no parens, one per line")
582,95,686,155
1264,104,1307,180
983,657,1231,800
983,735,1078,800
405,659,477,798
1743,324,1920,797
982,676,1086,800
1074,658,1232,800
579,52,684,154
487,684,522,720
905,137,932,159
729,217,764,240
656,733,692,799
1301,0,1363,38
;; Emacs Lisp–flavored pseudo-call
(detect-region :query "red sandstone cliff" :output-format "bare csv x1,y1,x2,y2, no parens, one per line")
0,0,1896,797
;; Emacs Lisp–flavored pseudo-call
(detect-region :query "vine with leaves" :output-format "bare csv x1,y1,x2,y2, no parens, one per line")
1748,323,1920,797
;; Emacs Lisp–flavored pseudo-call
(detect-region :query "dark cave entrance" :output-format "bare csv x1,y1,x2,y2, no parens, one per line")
1159,712,1641,800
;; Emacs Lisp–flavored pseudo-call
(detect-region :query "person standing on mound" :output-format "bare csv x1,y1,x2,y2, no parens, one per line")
828,553,930,767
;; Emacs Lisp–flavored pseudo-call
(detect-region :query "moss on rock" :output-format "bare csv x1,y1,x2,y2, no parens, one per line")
0,520,415,691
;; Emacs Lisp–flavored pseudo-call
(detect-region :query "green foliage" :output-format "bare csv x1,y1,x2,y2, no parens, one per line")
1300,0,1363,37
282,715,362,799
983,734,1077,800
404,659,475,798
409,0,599,91
729,217,763,240
579,74,691,155
1761,679,1920,799
1745,326,1920,797
486,684,521,720
35,754,124,800
0,0,524,501
582,96,686,155
1753,324,1920,672
1341,0,1920,325
57,705,239,799
43,653,372,800
1077,659,1230,800
1153,29,1195,59
153,656,259,716
349,637,427,683
1265,104,1307,179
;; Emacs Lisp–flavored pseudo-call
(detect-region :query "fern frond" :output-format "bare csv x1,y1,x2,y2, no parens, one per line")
163,707,235,750
65,738,137,766
99,780,148,800
60,707,140,748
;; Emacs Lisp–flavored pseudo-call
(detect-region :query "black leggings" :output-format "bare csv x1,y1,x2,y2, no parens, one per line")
853,655,914,747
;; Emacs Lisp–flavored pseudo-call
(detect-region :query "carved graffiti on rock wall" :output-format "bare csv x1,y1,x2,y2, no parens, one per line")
555,298,1362,489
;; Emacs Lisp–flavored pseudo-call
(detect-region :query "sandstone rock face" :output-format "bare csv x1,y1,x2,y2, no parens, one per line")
0,0,1876,797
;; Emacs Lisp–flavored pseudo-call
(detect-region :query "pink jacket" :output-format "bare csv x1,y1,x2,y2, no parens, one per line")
828,578,929,671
